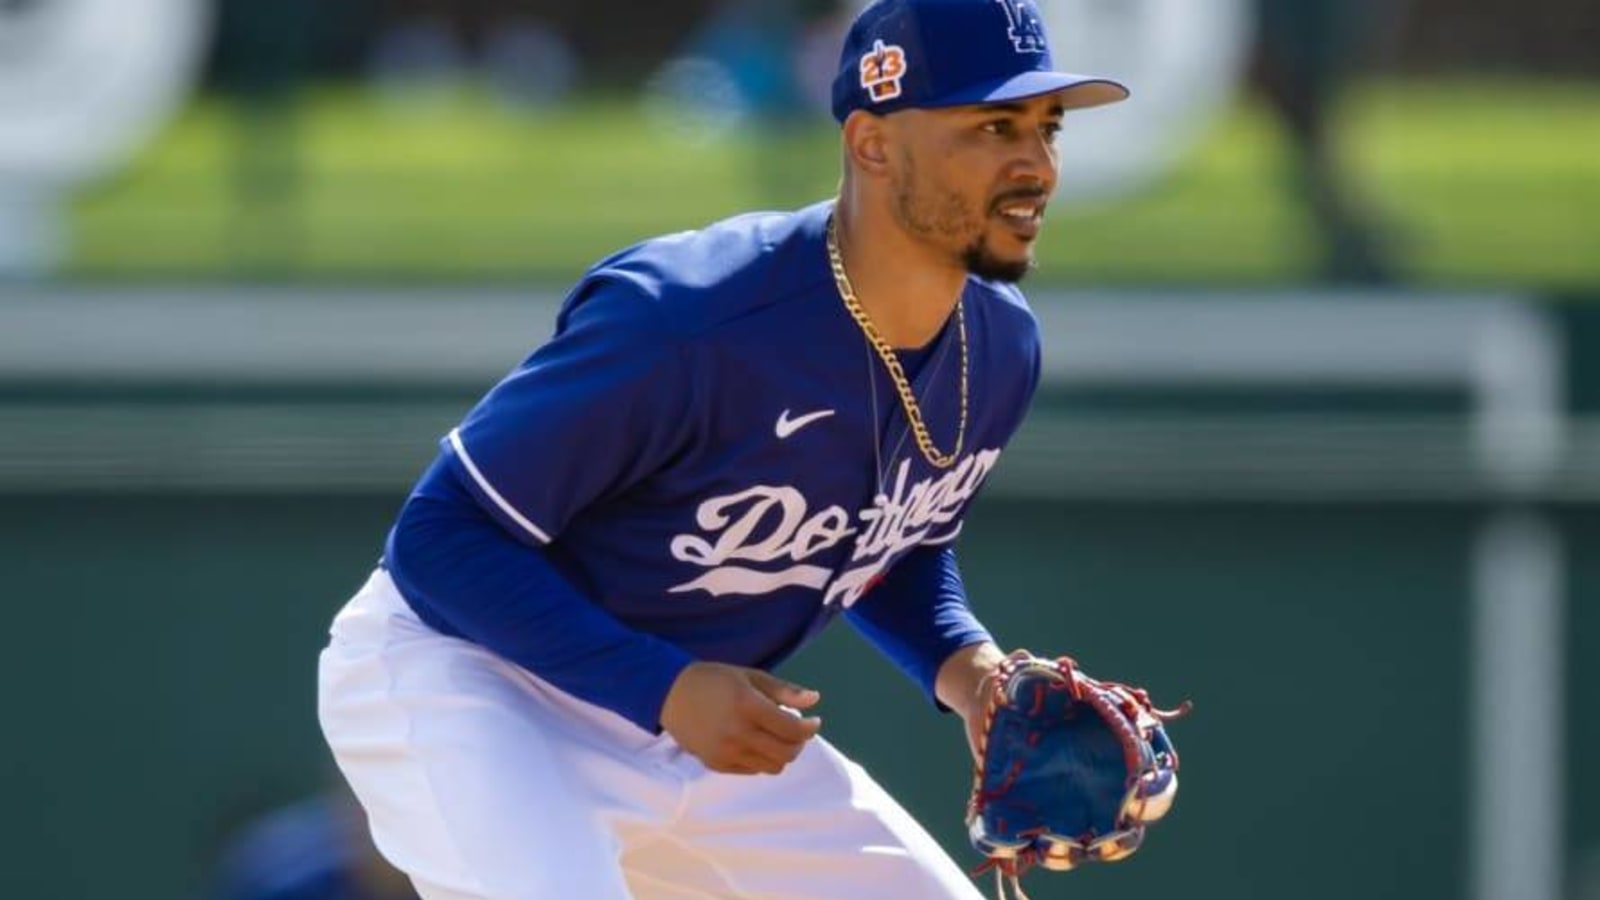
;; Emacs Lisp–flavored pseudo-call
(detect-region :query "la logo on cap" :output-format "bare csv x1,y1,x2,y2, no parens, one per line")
858,39,907,103
994,0,1046,54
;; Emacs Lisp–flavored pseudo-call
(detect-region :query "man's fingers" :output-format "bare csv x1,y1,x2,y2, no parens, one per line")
737,748,787,776
746,694,823,744
712,758,763,776
740,727,807,769
705,744,785,776
747,670,821,710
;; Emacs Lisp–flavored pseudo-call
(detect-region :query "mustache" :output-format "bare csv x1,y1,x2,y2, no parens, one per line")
989,187,1050,214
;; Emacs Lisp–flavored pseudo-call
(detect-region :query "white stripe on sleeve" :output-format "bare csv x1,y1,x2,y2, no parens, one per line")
447,428,554,544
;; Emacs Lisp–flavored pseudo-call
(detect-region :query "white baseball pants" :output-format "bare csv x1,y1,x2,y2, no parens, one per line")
317,568,985,900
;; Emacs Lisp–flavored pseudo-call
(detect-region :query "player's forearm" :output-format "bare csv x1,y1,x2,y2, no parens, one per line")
934,640,1007,722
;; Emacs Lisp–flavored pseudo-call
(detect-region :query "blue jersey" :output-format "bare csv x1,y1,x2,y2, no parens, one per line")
384,200,1042,730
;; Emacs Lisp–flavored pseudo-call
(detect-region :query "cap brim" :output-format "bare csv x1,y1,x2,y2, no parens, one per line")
921,70,1130,112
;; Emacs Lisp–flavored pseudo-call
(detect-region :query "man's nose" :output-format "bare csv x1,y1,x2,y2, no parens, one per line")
1008,134,1058,189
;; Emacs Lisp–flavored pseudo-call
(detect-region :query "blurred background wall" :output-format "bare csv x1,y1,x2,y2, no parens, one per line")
1,1,1597,899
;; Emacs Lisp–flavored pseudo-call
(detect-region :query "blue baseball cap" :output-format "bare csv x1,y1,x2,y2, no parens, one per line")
831,0,1130,124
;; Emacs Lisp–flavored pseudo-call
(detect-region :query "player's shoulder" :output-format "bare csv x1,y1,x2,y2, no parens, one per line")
564,201,835,336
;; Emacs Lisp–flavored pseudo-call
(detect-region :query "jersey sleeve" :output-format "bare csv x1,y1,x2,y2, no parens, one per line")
844,544,993,708
447,279,694,545
386,455,697,733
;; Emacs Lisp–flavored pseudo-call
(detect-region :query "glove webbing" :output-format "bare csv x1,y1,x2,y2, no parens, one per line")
974,853,1036,900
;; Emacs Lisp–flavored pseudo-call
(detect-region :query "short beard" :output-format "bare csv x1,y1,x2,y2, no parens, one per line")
961,236,1034,283
892,149,1035,284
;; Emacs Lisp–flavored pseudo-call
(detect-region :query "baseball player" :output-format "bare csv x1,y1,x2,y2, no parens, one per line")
317,1,1129,897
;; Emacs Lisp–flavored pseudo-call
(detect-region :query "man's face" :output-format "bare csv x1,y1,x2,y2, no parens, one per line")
884,93,1065,283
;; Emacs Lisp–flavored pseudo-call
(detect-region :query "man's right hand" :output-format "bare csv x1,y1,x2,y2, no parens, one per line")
659,662,823,776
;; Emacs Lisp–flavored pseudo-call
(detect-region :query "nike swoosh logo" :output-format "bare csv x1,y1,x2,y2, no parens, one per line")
775,408,836,439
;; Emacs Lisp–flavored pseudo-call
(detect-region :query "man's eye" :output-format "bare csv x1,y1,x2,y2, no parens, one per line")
982,121,1013,136
1042,123,1063,141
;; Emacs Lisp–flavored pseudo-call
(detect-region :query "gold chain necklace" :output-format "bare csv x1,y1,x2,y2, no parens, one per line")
827,215,968,470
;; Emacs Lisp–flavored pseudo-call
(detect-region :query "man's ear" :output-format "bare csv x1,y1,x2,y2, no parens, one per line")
842,110,894,177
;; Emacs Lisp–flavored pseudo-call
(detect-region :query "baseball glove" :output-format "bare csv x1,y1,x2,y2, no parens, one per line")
965,651,1190,899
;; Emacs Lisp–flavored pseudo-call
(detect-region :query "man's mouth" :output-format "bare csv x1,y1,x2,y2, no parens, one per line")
993,196,1046,239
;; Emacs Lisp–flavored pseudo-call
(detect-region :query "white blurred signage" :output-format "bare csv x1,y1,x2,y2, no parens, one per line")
1040,0,1253,205
0,0,209,274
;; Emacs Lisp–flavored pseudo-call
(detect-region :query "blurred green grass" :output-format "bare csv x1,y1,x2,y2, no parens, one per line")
69,79,1600,288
